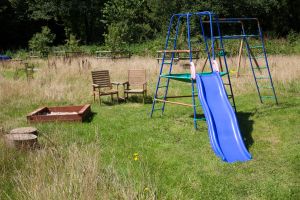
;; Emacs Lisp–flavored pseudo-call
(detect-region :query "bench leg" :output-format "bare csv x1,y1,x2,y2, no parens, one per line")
99,91,102,105
143,92,145,104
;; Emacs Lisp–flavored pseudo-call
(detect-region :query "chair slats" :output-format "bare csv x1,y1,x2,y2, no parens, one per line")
128,69,146,86
91,70,119,104
124,69,147,103
91,70,111,87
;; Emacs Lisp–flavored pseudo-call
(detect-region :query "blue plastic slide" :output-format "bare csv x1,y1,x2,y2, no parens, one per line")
195,72,252,163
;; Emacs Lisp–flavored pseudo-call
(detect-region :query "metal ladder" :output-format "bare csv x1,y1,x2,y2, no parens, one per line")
242,21,278,104
150,14,181,116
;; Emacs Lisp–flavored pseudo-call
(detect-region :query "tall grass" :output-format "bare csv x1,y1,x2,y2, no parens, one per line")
1,54,299,104
0,130,156,200
13,143,156,200
0,55,299,199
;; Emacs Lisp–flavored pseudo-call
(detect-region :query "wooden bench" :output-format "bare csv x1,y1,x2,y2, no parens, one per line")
156,50,200,63
95,50,131,59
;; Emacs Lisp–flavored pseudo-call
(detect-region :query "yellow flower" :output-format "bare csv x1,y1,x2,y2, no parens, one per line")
133,153,139,161
144,187,149,192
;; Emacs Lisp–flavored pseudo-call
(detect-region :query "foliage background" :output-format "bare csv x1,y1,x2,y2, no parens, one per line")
1,0,300,51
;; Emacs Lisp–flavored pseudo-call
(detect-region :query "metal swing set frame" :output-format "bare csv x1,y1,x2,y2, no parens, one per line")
150,11,278,129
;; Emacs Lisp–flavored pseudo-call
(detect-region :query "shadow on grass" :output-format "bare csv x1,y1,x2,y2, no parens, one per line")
100,99,122,106
189,112,254,148
236,112,254,148
190,113,205,120
83,111,97,123
123,95,153,104
96,95,153,105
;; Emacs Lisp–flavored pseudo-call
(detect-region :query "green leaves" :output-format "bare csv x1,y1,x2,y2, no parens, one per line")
28,26,55,54
103,0,158,46
1,0,300,49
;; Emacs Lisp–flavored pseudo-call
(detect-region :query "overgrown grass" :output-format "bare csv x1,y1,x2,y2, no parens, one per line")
0,56,299,199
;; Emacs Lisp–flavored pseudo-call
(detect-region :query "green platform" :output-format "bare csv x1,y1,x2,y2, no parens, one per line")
160,72,228,83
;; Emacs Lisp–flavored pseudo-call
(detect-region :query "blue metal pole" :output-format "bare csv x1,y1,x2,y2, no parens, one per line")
150,15,176,117
187,13,192,62
215,15,237,112
209,13,216,60
187,13,198,129
199,16,213,71
162,15,182,113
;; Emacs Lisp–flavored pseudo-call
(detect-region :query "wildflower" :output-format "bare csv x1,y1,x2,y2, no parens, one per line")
230,70,236,74
133,153,139,161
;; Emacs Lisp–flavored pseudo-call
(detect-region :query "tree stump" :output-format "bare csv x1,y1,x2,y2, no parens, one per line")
10,127,38,136
4,134,37,149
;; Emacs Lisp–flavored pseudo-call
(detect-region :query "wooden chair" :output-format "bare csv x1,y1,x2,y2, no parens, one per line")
91,70,119,104
124,69,147,103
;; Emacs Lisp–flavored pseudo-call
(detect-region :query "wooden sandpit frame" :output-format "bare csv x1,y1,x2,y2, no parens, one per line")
27,104,91,123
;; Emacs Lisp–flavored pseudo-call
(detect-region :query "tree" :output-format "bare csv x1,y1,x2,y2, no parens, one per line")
12,0,107,44
28,26,55,55
103,0,159,47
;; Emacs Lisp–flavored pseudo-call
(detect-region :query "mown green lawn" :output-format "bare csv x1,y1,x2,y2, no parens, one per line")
1,83,299,199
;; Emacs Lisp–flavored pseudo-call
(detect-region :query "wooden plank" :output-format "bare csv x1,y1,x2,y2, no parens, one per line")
164,95,195,98
155,99,193,107
236,39,244,78
159,50,190,53
157,50,200,53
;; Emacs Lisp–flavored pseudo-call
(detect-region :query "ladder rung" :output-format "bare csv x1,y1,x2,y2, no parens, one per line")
258,86,273,89
154,98,195,107
158,85,167,88
249,45,263,49
261,96,275,99
163,62,172,64
254,66,268,69
153,108,163,111
256,76,269,79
